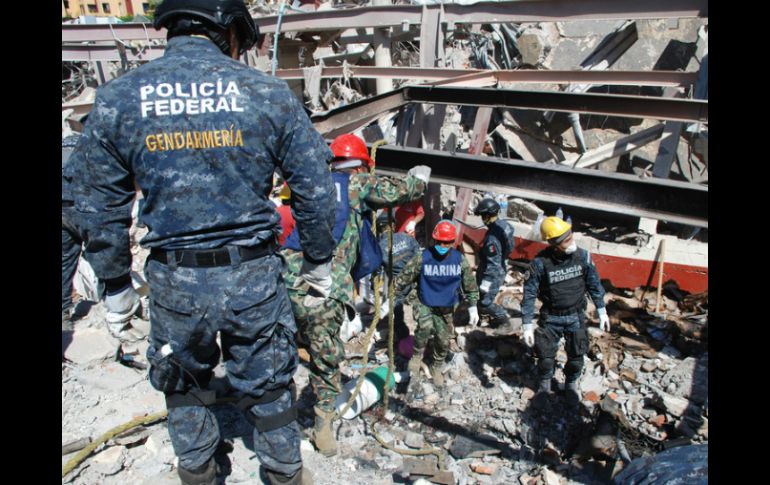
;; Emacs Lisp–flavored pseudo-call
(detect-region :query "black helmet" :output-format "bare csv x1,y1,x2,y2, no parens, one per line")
153,0,259,56
474,198,500,217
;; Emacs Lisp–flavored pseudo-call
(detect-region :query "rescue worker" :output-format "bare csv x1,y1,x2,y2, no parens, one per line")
63,134,142,334
521,216,610,406
276,183,296,246
376,212,421,342
68,1,337,484
282,133,430,457
62,133,89,330
394,199,425,239
394,220,479,390
472,198,516,332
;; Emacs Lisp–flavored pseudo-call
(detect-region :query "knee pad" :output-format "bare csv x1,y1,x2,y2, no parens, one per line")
165,388,217,409
538,357,555,374
238,382,298,433
565,357,584,379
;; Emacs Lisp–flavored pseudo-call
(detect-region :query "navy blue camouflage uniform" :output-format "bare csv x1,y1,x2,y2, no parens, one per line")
62,134,88,316
522,247,606,385
69,36,336,475
476,219,516,325
379,230,420,341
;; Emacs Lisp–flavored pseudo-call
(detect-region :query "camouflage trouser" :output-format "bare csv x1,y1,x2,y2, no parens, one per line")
412,301,455,364
61,210,84,313
145,252,302,475
288,291,345,413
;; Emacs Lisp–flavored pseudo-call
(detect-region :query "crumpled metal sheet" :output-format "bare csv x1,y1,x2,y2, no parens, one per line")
613,444,707,485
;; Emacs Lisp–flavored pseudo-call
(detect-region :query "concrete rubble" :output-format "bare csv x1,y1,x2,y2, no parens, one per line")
62,2,707,484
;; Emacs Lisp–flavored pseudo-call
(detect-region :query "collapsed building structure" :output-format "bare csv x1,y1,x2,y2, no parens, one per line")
62,1,708,484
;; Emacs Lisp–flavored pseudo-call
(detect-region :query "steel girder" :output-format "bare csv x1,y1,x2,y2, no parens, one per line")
373,145,708,228
309,85,708,137
253,0,707,33
274,67,697,87
403,86,708,123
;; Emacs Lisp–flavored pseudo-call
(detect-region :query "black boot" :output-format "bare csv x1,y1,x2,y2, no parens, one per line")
565,381,581,409
531,379,553,410
265,467,312,485
177,458,217,485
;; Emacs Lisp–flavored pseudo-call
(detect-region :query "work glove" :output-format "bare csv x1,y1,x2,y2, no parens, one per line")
405,220,417,235
522,323,535,347
597,307,611,333
104,285,140,325
299,259,332,298
479,280,492,294
303,294,325,308
468,306,479,326
407,165,432,184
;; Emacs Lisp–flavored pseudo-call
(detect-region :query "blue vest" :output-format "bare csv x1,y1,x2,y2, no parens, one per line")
419,247,463,307
283,171,351,251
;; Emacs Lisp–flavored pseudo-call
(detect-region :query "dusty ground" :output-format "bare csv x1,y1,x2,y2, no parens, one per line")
62,272,706,485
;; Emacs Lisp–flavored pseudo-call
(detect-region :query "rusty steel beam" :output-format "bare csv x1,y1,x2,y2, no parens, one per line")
62,43,164,62
62,23,166,42
311,89,409,138
254,0,707,34
403,86,708,123
274,67,697,87
374,145,708,228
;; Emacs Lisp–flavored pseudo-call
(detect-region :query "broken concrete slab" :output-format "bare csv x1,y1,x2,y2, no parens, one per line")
75,361,145,392
402,456,439,477
64,327,120,365
449,434,504,459
507,198,544,223
651,387,690,417
517,28,550,66
91,445,126,476
580,372,606,397
661,355,708,405
405,432,425,449
542,467,562,485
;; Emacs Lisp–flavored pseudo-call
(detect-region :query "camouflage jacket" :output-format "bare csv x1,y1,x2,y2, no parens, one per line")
283,171,425,309
69,36,336,280
395,249,480,308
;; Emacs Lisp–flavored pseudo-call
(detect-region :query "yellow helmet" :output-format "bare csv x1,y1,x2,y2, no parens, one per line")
279,183,291,201
540,216,572,244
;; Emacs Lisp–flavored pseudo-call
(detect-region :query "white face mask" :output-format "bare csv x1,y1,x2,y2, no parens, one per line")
564,242,578,254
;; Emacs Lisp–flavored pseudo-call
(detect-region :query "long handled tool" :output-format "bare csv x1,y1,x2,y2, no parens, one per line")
654,239,667,314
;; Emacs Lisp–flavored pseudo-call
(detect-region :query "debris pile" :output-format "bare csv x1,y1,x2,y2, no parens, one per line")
61,2,707,484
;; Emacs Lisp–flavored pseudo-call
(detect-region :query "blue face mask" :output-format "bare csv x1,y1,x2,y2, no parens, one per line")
434,245,450,255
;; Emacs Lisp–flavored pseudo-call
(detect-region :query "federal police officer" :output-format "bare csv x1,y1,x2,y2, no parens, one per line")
472,198,516,332
69,1,337,484
521,216,610,407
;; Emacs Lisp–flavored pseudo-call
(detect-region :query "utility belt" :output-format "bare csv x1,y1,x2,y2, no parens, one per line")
149,239,276,268
541,299,586,317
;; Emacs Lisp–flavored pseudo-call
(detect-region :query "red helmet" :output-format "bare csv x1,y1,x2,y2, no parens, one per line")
432,220,457,242
330,134,374,168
